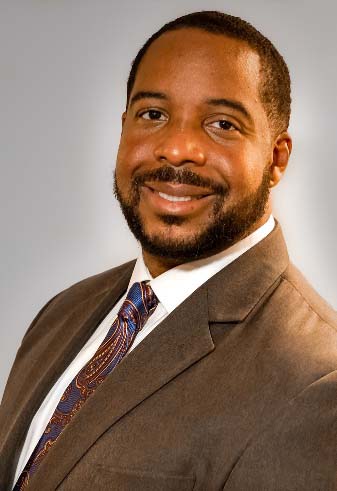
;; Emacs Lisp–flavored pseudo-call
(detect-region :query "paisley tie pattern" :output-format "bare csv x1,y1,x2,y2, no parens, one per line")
14,281,158,490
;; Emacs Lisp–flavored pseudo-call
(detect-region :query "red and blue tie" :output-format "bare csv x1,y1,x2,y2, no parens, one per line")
14,281,158,490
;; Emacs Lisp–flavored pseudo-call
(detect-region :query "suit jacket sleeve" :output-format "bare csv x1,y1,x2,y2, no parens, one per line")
224,369,337,490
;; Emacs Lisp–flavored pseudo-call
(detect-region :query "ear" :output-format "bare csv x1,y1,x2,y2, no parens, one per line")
121,111,127,132
269,132,292,188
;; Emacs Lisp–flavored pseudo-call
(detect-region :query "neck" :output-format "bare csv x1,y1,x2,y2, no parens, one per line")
142,252,184,278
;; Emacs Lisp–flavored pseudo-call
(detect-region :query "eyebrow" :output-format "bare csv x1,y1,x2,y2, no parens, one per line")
129,91,168,108
129,92,252,122
206,98,252,121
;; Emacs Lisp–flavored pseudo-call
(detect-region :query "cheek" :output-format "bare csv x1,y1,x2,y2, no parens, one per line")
216,144,266,191
116,132,152,179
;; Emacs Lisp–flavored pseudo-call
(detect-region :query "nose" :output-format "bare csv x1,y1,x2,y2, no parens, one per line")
153,126,206,167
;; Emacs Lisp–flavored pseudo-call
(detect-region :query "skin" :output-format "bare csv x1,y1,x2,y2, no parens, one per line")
115,28,292,277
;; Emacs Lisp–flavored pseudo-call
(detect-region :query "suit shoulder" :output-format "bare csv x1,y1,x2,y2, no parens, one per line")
23,259,136,338
58,259,136,299
281,262,337,329
238,262,337,393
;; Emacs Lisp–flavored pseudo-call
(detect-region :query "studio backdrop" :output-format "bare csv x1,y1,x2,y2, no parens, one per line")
1,0,336,398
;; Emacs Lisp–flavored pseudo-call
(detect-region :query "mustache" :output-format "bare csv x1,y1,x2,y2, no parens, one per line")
133,166,228,195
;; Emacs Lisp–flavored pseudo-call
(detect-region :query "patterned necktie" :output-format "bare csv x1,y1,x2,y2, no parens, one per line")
14,281,158,490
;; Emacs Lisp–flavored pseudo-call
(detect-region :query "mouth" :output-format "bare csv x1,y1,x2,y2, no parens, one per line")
156,191,197,202
140,181,216,216
144,181,214,199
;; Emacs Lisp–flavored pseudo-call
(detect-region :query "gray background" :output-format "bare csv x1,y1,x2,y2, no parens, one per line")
1,0,336,399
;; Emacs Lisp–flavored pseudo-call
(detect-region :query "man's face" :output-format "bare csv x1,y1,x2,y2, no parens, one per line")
115,29,275,265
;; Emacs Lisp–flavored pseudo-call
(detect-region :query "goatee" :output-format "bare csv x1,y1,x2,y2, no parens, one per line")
114,165,270,262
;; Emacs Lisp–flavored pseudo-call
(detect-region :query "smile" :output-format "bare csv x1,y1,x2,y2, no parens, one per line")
157,191,201,202
139,183,216,217
143,181,214,199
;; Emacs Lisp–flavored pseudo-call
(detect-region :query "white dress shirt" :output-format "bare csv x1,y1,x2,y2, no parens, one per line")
14,215,275,485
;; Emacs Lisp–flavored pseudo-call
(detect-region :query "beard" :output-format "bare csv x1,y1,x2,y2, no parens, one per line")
114,165,270,262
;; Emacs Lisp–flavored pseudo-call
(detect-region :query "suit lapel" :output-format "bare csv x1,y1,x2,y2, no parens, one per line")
0,263,133,489
206,222,289,323
28,285,214,490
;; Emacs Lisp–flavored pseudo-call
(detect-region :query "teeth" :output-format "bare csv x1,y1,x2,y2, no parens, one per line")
158,191,193,202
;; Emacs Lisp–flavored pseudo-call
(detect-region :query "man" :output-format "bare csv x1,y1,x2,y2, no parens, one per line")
1,10,336,490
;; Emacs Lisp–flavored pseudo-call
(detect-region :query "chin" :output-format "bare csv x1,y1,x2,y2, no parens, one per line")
114,166,271,261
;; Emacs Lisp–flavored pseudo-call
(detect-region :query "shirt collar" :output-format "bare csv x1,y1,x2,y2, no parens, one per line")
128,215,275,314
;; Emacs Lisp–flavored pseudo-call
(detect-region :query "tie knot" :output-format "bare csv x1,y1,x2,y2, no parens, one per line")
118,281,158,331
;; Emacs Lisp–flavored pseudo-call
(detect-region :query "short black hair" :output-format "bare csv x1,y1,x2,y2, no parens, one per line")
126,11,291,136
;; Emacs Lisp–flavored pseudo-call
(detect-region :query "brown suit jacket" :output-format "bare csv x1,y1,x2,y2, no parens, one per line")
1,223,337,490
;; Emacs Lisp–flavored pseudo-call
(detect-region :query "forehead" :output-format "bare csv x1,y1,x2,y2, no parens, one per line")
132,28,262,103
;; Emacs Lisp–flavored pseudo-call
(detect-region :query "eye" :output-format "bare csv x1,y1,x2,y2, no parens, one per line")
210,120,237,131
139,109,166,121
